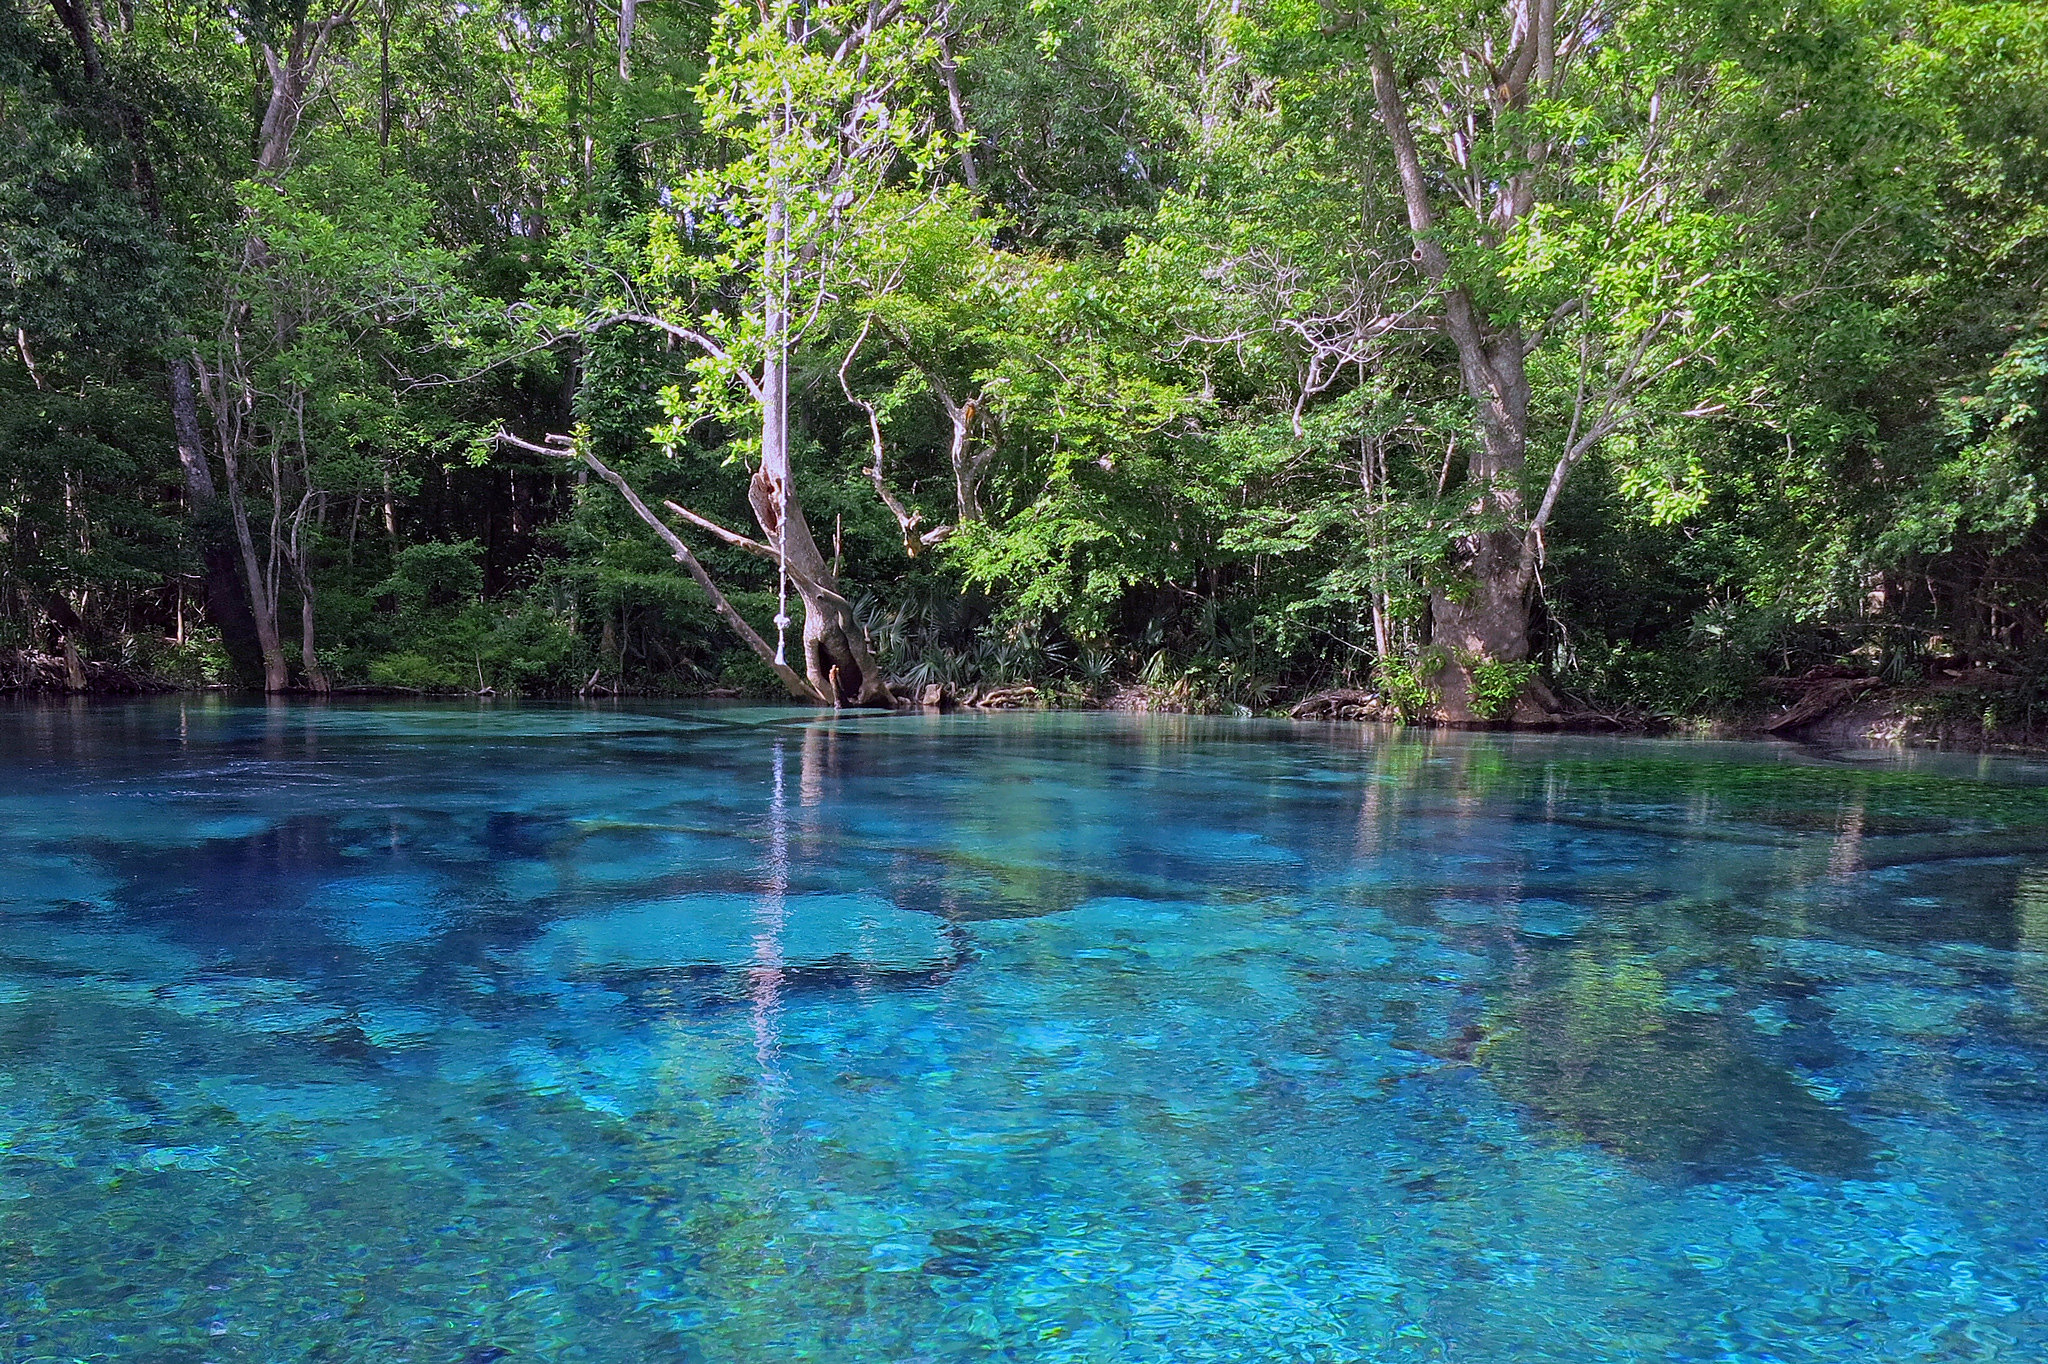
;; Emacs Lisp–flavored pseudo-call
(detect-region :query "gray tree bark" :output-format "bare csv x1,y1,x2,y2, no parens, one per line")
752,248,893,707
1368,39,1548,723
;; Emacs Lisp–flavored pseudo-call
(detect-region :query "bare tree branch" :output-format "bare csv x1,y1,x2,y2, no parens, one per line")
495,430,821,700
587,312,767,402
935,12,979,187
837,318,939,555
660,500,862,612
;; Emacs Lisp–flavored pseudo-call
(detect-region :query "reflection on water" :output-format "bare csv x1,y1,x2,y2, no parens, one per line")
3,700,2047,1361
1477,947,1878,1179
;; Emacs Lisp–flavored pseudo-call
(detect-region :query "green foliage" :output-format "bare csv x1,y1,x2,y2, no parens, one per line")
378,542,485,614
130,630,230,688
369,652,466,692
1375,658,1437,724
1470,660,1539,721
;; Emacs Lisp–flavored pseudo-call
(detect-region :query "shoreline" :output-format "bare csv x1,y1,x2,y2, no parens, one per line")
9,661,2048,757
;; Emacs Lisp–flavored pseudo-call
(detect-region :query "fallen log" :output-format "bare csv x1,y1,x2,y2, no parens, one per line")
1546,709,1631,731
1,649,177,694
1290,689,1396,722
1764,676,1880,735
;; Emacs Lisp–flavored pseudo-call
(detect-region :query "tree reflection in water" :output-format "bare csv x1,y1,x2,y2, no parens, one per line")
1476,946,1877,1180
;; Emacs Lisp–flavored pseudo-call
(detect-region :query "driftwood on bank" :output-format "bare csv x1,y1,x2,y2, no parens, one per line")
1763,675,1881,735
900,683,1043,710
1290,689,1400,722
967,685,1041,709
1,649,177,695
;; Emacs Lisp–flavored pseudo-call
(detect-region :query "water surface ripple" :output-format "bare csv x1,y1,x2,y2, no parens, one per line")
3,701,2047,1361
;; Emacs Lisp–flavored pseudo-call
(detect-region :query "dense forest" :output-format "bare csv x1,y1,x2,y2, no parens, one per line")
2,0,2044,727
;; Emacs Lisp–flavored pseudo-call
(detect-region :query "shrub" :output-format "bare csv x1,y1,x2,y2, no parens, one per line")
376,541,483,612
1376,650,1445,723
368,652,464,691
134,629,228,687
1470,659,1539,720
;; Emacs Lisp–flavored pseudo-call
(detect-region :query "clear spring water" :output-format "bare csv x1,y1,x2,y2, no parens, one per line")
3,702,2047,1363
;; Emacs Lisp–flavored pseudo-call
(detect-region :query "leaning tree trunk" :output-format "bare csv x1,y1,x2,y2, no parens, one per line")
218,441,290,692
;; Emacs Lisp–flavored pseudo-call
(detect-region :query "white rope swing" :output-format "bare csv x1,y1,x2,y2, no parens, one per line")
773,490,790,667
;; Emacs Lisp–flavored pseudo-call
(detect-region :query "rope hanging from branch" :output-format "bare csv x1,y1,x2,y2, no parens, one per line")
773,494,789,666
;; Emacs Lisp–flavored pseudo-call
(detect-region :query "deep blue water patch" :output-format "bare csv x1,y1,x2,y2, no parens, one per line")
3,700,2048,1361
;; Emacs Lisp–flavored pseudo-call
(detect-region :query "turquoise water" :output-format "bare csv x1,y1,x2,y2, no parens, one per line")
4,703,2047,1362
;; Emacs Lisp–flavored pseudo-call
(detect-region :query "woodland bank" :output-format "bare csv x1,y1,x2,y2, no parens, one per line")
13,656,2048,757
7,2,2046,738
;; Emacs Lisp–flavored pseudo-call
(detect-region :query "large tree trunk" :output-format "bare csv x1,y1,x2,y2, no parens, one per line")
171,359,267,683
752,277,892,708
1427,337,1546,723
1429,547,1532,720
747,468,891,706
1370,41,1550,724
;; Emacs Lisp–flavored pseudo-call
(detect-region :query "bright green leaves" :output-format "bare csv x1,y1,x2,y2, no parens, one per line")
1876,317,2048,560
224,147,477,504
938,243,1211,635
0,5,177,363
634,0,959,420
679,0,953,268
